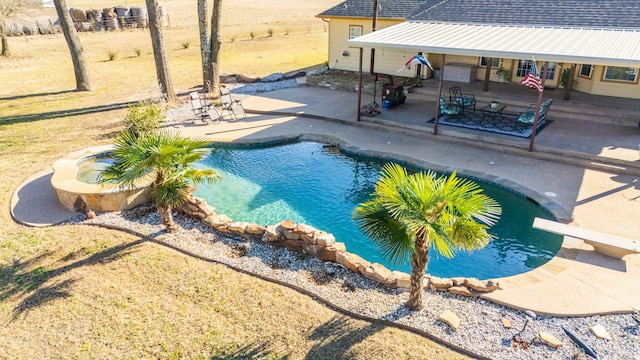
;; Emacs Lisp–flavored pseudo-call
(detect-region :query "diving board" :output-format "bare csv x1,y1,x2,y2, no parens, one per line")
533,217,640,259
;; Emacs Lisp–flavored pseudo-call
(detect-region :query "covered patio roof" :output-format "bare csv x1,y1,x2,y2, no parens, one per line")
347,21,640,67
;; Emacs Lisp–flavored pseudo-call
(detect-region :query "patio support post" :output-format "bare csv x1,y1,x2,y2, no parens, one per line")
357,47,363,122
369,0,378,74
433,54,446,135
528,61,549,152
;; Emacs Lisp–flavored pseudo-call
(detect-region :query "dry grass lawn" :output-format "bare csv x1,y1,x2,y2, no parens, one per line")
0,1,468,358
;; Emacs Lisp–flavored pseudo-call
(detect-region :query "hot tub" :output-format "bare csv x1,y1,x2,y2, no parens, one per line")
51,145,152,212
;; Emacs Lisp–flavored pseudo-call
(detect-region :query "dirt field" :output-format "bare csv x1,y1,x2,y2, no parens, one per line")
0,1,468,358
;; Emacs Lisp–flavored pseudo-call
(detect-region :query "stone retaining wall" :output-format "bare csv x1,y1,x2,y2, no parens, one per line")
177,195,500,296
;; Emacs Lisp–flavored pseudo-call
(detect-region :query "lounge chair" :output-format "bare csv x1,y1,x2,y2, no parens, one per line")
516,99,552,129
439,94,463,116
219,88,246,120
189,91,221,124
449,86,476,113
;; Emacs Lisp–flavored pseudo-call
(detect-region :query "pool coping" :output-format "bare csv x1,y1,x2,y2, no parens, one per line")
11,135,638,316
198,135,639,316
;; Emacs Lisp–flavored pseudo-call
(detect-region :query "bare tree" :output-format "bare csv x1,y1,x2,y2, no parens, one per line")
197,0,210,88
0,0,38,56
206,0,222,95
145,0,176,103
52,0,92,91
197,0,222,95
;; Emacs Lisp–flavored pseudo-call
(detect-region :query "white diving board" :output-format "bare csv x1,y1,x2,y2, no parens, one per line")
533,217,640,259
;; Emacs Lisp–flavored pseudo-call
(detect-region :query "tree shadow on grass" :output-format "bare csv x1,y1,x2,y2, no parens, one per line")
211,342,289,360
0,89,76,102
1,238,146,321
0,101,135,126
304,315,384,359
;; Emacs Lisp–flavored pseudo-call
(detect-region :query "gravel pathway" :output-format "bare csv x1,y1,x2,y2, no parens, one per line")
77,206,640,360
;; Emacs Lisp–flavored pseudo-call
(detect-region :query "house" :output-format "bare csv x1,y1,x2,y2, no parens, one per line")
317,0,640,99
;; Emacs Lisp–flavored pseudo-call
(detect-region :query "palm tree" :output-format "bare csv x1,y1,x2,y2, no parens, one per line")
353,163,501,310
101,130,221,232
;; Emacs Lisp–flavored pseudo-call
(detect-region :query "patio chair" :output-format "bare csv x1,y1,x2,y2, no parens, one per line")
439,94,463,116
516,98,552,130
189,91,221,124
449,86,476,113
219,88,246,120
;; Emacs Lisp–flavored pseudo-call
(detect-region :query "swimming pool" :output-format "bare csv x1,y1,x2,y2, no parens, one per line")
193,141,562,279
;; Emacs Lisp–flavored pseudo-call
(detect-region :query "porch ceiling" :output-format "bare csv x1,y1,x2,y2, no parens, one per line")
347,21,640,67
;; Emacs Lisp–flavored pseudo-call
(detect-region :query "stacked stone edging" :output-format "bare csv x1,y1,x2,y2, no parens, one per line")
177,195,500,295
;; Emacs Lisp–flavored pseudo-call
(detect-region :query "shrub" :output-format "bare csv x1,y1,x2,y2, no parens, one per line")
181,40,190,49
122,102,164,135
267,28,273,37
108,51,118,61
134,48,142,57
250,31,255,40
284,28,289,35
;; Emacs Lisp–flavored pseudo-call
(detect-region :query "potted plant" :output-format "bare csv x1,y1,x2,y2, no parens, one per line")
490,100,500,109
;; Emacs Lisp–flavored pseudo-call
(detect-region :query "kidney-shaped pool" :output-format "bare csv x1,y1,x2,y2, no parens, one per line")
193,141,562,280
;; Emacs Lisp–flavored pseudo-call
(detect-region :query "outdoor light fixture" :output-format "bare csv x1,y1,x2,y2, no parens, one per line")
342,50,350,56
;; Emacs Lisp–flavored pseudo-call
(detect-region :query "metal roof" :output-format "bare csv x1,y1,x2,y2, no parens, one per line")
347,21,640,67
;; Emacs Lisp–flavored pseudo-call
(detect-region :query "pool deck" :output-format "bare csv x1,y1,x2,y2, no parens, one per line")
11,84,640,316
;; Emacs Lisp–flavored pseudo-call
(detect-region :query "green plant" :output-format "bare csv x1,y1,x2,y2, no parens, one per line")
134,48,142,56
267,28,273,37
122,102,164,136
108,51,118,61
181,40,190,49
353,163,501,310
284,28,289,35
496,67,511,83
250,31,255,40
100,130,222,232
230,36,236,43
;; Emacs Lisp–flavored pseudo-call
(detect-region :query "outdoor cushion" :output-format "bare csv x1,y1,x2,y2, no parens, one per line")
517,99,553,124
440,95,462,115
518,111,536,124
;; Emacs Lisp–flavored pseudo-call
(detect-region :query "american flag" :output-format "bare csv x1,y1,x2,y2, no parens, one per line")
520,60,543,92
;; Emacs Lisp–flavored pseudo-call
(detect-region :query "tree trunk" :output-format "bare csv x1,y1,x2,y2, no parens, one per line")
206,0,222,96
563,63,576,101
197,0,211,90
157,204,178,232
145,0,176,103
406,236,429,310
53,0,93,91
0,19,9,56
482,58,492,92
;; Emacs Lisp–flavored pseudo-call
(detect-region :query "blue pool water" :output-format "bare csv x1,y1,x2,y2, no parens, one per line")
194,141,562,279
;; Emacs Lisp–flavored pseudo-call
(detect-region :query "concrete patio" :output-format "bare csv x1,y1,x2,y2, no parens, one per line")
11,83,640,316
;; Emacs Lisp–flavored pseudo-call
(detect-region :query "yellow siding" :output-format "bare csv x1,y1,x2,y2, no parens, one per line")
326,19,640,99
328,18,417,77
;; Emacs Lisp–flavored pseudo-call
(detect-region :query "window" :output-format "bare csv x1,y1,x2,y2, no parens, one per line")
603,66,638,82
480,57,500,67
349,25,362,39
516,60,531,77
579,64,593,78
541,62,556,80
517,60,555,79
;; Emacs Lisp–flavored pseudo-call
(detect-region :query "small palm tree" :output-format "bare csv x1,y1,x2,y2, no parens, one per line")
353,163,501,310
101,130,221,232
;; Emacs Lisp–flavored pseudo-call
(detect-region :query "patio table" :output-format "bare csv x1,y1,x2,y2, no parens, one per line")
479,104,507,127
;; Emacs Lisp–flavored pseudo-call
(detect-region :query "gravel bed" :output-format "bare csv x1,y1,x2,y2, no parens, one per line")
78,208,640,360
163,79,298,124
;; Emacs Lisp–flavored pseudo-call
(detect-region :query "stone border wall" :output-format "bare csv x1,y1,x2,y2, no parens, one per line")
177,195,500,297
